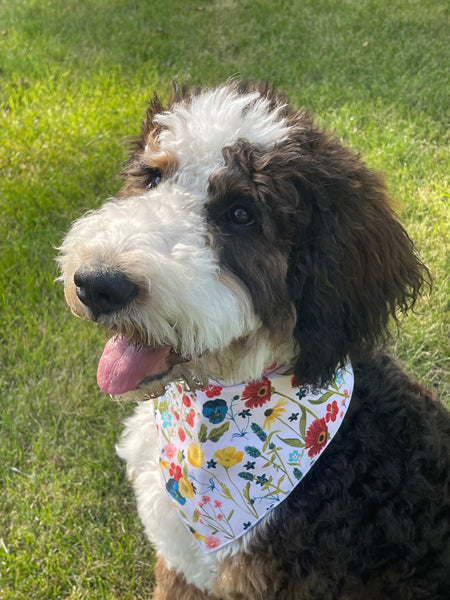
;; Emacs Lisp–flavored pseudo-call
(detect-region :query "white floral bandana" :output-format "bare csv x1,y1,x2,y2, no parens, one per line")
153,363,354,553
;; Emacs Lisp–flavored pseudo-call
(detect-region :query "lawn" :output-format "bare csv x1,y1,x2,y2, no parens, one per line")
0,0,448,598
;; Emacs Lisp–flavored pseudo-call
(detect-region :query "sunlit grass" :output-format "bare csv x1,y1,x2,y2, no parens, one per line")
1,0,448,597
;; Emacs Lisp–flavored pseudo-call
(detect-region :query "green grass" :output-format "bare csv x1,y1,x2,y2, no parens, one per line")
0,0,448,597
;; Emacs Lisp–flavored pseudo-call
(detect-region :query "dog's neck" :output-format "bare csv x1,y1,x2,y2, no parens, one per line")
194,334,297,388
153,362,354,552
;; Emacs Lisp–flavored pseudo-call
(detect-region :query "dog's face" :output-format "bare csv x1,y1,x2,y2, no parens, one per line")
59,83,427,397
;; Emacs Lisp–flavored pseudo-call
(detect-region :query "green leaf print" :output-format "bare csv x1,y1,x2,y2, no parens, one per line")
263,430,280,453
308,390,335,405
208,421,230,442
278,436,305,448
198,423,208,443
242,481,252,503
299,406,307,437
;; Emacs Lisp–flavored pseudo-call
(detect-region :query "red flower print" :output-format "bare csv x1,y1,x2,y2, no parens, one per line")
178,428,186,442
202,384,223,398
214,500,222,508
186,408,196,427
202,495,211,504
182,394,191,408
217,514,224,521
325,400,339,423
242,377,272,408
305,418,329,457
169,463,182,481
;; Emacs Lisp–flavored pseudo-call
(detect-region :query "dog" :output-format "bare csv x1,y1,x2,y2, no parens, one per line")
59,82,450,599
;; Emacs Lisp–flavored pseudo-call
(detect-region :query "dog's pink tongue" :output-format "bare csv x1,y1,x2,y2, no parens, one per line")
97,335,171,395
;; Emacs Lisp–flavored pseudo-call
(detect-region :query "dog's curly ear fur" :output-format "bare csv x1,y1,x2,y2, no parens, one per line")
284,115,430,385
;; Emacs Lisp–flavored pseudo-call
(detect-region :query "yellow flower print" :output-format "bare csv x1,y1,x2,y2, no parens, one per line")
187,443,204,468
178,476,195,499
214,446,244,468
263,399,288,430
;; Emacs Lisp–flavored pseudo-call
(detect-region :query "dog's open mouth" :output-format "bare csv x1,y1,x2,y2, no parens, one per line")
97,335,184,395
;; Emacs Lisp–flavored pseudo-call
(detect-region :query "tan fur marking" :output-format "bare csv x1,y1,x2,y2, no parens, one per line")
213,552,288,600
153,556,217,600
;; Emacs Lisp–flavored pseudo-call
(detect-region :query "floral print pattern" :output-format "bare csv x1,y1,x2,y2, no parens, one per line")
154,363,354,553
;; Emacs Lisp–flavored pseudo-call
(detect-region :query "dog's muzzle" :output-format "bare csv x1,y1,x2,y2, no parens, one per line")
74,266,138,319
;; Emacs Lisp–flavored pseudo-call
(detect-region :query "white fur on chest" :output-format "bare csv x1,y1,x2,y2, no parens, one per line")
116,400,252,591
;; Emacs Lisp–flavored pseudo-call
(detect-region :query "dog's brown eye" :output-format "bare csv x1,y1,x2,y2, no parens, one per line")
229,206,255,227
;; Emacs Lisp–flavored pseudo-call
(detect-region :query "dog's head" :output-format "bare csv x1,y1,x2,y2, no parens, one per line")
59,82,428,396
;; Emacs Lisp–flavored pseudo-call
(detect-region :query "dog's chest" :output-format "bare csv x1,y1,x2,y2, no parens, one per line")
153,365,354,553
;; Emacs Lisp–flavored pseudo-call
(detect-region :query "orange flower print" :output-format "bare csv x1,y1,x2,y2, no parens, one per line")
305,418,329,457
242,377,272,408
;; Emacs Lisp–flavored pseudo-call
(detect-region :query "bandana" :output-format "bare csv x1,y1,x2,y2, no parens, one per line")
153,363,353,553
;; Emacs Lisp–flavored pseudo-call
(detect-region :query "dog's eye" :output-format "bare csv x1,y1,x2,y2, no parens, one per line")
228,206,255,227
146,168,162,191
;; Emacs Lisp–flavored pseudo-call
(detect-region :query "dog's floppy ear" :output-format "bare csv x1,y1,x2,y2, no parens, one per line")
284,117,430,385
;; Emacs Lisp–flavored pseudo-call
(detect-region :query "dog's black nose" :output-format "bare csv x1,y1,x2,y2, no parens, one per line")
74,267,138,318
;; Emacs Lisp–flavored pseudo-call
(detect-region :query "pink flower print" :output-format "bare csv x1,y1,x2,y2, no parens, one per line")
163,443,177,460
205,536,220,549
202,495,211,504
214,500,222,508
217,514,224,521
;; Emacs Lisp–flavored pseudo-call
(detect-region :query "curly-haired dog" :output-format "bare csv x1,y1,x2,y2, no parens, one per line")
59,83,450,600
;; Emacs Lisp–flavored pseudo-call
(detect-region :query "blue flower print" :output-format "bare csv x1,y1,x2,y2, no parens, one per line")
251,422,267,442
245,446,261,458
289,450,301,463
166,479,186,505
238,409,252,418
202,399,228,424
206,459,217,469
244,461,255,470
161,410,173,429
335,369,343,386
293,468,303,480
288,412,299,422
238,472,254,481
